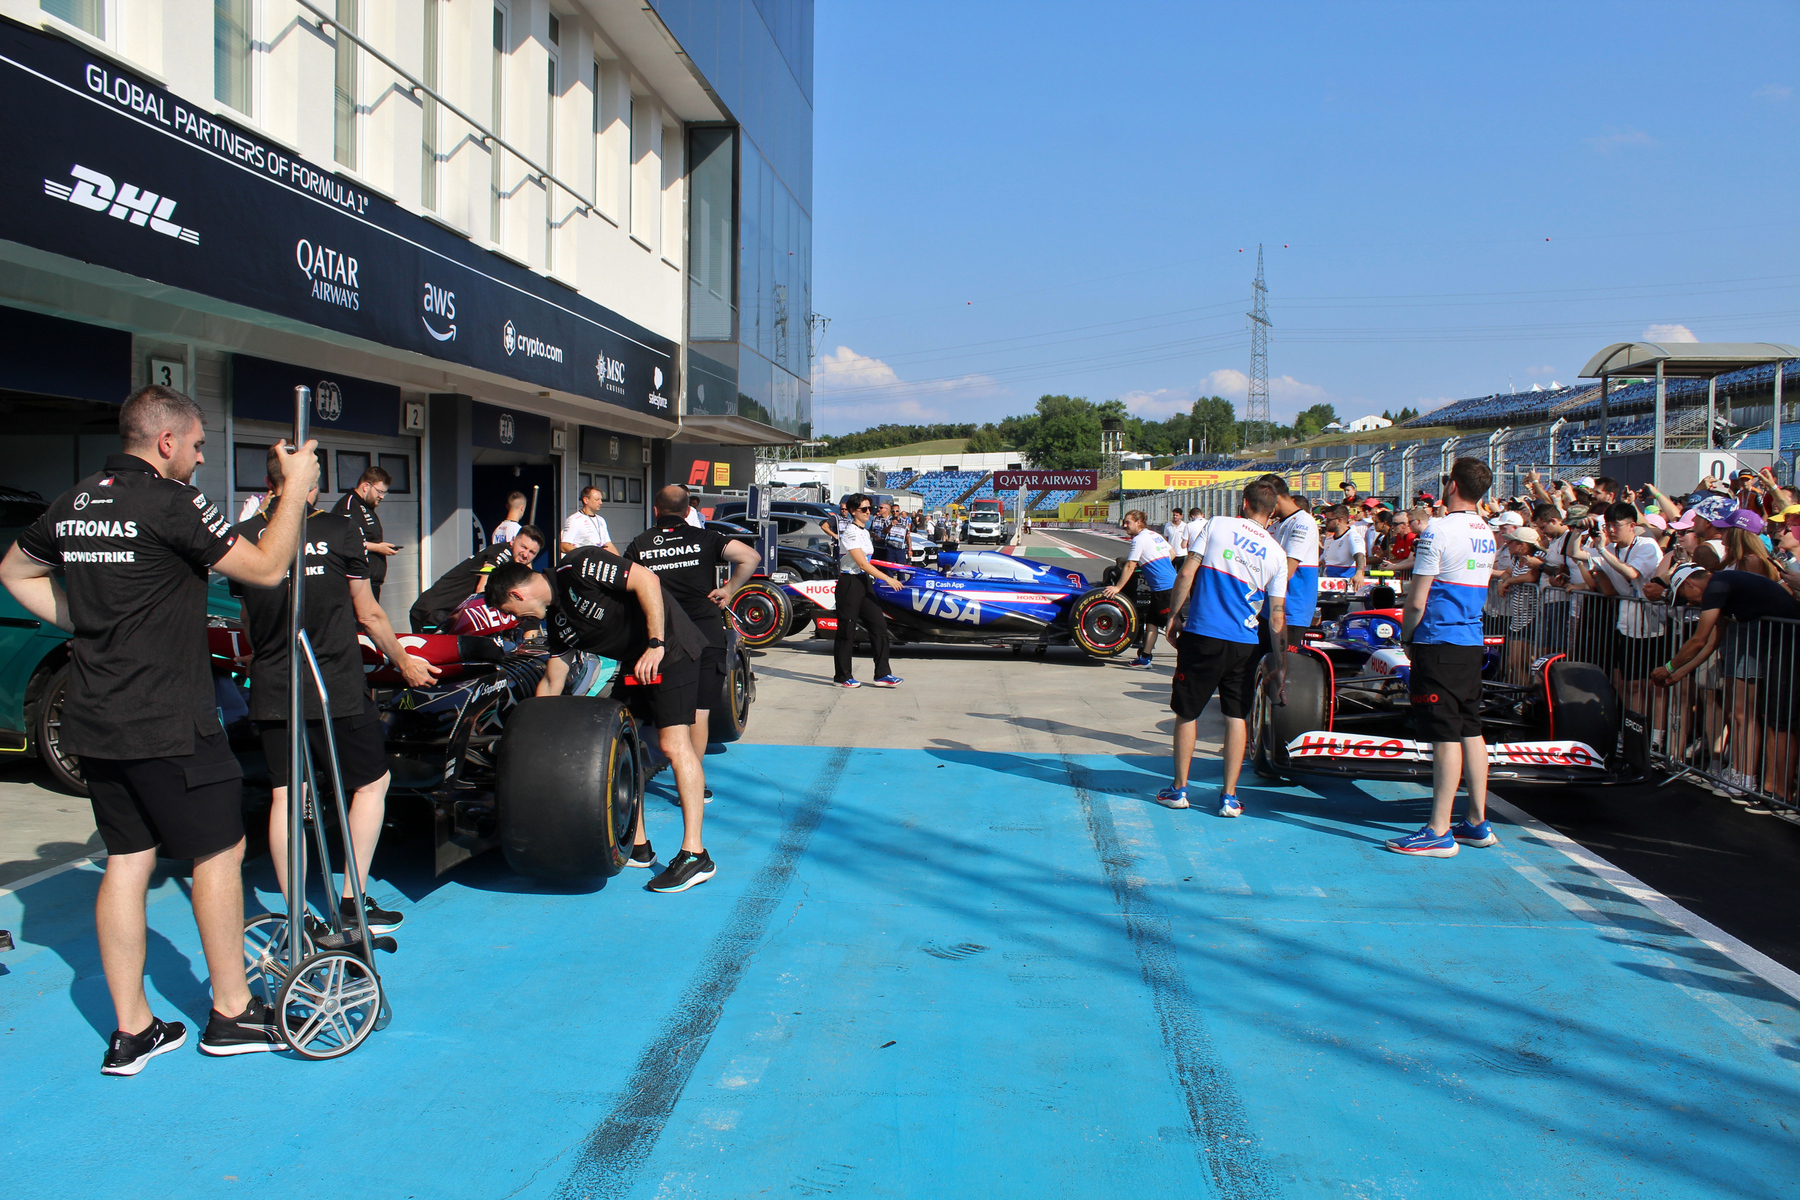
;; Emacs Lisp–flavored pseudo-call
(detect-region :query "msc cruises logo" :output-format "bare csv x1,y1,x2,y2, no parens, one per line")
315,381,344,422
506,321,563,363
44,164,200,244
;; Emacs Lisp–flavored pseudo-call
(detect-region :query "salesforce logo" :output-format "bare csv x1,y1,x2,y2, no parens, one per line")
503,320,563,364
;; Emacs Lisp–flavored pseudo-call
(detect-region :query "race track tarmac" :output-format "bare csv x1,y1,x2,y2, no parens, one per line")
5,743,1799,1199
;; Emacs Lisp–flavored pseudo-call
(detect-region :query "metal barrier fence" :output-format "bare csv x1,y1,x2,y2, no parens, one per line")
1476,583,1798,814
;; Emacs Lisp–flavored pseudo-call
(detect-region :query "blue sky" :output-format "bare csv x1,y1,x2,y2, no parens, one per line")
807,1,1800,434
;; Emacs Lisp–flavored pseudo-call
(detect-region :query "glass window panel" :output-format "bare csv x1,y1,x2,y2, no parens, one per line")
627,477,643,505
40,0,101,37
336,450,371,493
594,477,610,502
377,453,412,493
613,477,628,502
333,0,358,170
214,0,252,115
687,127,735,341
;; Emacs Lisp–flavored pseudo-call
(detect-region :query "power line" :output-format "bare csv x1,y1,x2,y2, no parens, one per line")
1245,244,1271,437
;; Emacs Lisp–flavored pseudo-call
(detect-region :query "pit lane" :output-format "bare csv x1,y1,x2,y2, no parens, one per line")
3,576,1799,1198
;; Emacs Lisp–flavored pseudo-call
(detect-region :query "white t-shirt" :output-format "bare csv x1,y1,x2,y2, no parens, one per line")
1540,528,1570,590
1598,535,1664,636
1163,518,1187,556
1277,510,1321,568
1128,529,1177,591
492,518,521,544
838,523,874,574
1183,516,1210,555
684,508,705,529
1412,512,1498,645
561,509,611,550
1321,526,1365,569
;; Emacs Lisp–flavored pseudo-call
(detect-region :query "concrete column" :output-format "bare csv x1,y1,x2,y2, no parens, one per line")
427,393,473,580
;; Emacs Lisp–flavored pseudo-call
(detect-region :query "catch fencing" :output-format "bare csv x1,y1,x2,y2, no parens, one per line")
1477,582,1799,814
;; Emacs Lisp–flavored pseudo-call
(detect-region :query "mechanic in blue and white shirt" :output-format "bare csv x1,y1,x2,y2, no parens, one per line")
1161,480,1287,817
1265,476,1321,643
1388,456,1500,859
1162,511,1188,571
1104,510,1177,667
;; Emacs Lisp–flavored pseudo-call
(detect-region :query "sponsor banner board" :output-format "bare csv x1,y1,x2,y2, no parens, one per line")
1120,469,1265,490
668,444,754,491
1058,502,1111,521
991,469,1098,491
230,353,400,436
0,20,676,417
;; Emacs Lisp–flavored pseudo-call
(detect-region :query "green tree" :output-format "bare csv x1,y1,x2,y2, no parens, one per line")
965,424,1004,453
1293,403,1339,439
1189,395,1238,456
1022,395,1104,470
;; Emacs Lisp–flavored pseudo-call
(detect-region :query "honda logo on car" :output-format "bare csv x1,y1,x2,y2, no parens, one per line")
506,321,564,363
1286,733,1603,768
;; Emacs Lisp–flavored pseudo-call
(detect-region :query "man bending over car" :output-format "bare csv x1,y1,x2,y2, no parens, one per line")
485,548,715,893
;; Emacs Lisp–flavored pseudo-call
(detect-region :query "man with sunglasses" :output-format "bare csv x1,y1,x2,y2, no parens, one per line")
834,494,904,689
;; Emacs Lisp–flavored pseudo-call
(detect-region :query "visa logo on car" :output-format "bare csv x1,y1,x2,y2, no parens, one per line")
911,591,983,623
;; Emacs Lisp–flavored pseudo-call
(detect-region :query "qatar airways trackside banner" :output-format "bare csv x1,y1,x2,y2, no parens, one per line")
991,470,1098,491
0,17,677,418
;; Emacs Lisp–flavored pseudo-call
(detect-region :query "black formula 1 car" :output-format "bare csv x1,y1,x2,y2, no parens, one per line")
726,550,1137,658
1250,606,1626,785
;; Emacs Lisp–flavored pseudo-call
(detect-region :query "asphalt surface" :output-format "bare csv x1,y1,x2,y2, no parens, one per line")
1046,522,1800,974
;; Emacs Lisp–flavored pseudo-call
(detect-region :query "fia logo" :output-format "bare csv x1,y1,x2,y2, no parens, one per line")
44,165,200,244
499,412,516,445
315,381,344,422
503,321,517,356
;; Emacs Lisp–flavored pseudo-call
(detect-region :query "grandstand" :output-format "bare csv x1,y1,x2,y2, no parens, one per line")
904,470,985,510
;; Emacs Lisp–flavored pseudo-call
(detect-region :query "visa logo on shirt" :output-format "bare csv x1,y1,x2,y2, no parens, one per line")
1230,532,1268,559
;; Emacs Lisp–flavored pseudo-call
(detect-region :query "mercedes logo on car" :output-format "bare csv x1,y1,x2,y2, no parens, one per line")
503,320,517,356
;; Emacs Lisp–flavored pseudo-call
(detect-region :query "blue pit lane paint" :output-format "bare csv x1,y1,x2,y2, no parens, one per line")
2,745,1799,1198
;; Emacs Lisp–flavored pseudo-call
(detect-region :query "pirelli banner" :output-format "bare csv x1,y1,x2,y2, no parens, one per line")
0,18,677,418
1058,502,1112,521
1119,469,1267,491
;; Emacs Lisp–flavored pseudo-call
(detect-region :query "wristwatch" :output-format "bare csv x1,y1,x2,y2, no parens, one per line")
646,638,664,648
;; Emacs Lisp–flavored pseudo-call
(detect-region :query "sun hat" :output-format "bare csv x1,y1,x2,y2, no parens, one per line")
1576,476,1597,488
1564,504,1591,520
1488,511,1524,528
1669,563,1707,594
1670,511,1699,531
1506,526,1543,547
1776,504,1800,521
1641,512,1669,531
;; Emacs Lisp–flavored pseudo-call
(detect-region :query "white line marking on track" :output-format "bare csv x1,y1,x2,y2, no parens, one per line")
0,853,104,898
1488,795,1800,1006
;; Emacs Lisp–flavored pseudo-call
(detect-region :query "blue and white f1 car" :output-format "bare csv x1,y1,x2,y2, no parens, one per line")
1250,606,1629,785
728,550,1139,658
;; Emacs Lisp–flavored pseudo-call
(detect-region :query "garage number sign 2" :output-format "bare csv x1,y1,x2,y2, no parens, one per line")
0,19,677,418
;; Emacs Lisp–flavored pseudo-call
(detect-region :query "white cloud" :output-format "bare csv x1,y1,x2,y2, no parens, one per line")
1641,323,1698,343
1525,364,1558,377
1753,84,1792,101
1198,368,1335,421
1118,387,1194,418
1585,127,1656,154
809,345,1000,424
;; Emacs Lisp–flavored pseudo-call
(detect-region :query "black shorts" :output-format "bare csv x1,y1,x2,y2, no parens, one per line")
256,701,389,793
84,728,245,858
1171,632,1265,722
696,643,728,713
613,648,700,729
1143,588,1173,630
1408,643,1484,741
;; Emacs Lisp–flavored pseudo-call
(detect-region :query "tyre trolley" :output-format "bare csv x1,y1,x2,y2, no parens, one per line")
241,385,394,1058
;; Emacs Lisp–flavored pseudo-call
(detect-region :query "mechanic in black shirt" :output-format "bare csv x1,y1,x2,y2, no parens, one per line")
626,485,761,791
237,446,439,936
485,547,714,893
409,524,544,633
331,464,398,600
0,385,322,1073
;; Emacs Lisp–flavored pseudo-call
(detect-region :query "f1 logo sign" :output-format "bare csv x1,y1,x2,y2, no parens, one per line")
688,460,710,486
686,460,731,487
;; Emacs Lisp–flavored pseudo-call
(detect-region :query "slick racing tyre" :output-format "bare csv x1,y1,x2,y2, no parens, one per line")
710,639,754,744
1069,588,1138,657
1254,649,1329,778
32,663,85,796
730,582,795,649
1544,659,1618,760
497,697,643,885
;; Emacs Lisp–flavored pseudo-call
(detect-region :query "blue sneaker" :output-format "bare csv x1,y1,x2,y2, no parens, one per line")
837,678,862,689
1385,826,1459,857
1130,654,1154,668
1153,785,1189,809
869,674,903,688
1451,819,1498,846
1218,795,1243,818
